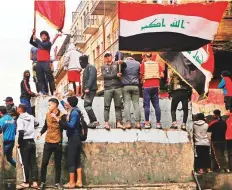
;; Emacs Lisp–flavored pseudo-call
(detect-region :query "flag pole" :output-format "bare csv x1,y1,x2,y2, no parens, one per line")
34,0,36,31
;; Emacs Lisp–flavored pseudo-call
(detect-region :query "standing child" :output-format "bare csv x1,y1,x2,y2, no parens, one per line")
193,113,212,174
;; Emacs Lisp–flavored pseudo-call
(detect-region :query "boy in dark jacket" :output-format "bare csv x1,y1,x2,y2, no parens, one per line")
79,55,99,128
101,52,127,130
20,71,37,114
30,30,60,95
208,109,229,172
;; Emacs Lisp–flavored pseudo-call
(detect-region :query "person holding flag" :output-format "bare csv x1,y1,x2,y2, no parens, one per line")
30,30,60,96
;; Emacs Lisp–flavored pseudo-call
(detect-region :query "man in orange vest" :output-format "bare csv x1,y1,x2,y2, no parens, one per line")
140,53,164,129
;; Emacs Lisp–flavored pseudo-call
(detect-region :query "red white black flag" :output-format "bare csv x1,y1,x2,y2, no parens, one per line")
119,2,228,52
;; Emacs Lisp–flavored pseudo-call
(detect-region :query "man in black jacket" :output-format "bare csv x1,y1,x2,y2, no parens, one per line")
20,70,37,114
101,52,127,130
208,109,228,172
79,55,99,128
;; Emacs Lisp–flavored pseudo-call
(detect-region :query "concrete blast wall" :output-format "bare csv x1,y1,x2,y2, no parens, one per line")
14,97,195,186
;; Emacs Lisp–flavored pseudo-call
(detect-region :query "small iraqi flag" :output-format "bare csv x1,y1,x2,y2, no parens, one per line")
160,44,214,100
119,2,228,52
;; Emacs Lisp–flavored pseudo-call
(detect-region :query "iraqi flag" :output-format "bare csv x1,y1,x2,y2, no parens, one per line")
119,2,228,52
35,0,66,31
160,44,214,100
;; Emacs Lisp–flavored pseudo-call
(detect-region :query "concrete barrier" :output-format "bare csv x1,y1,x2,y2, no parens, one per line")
14,97,195,187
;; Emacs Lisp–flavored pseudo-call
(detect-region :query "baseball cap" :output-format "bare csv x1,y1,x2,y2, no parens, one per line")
4,97,13,102
104,52,112,57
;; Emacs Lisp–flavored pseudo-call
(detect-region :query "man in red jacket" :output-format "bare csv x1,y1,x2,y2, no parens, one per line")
30,30,60,95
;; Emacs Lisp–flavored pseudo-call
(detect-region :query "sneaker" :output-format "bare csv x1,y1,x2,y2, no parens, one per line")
181,123,187,131
125,122,132,129
156,123,162,129
144,123,151,129
170,122,178,129
135,122,141,129
55,183,62,189
225,169,231,173
40,183,46,190
117,122,126,130
88,121,100,129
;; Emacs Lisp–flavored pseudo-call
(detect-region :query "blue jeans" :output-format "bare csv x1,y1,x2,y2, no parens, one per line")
20,98,32,114
143,87,161,122
4,141,16,168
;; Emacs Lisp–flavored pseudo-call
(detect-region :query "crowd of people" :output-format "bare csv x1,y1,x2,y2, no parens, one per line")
0,29,232,189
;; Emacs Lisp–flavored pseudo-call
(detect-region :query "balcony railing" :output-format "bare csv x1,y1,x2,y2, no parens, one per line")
73,30,86,43
90,0,117,15
83,13,100,34
84,14,99,28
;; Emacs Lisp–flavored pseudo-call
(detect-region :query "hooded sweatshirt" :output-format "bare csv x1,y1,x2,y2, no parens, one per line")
64,44,82,71
193,120,210,146
17,113,39,141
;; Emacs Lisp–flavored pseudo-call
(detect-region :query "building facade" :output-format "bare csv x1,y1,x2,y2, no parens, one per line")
54,0,232,95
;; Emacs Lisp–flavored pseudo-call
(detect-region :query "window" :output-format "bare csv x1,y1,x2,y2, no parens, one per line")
114,28,119,41
96,46,100,57
107,34,111,48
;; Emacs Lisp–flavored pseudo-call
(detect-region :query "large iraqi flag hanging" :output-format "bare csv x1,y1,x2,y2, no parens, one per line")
35,0,66,31
160,44,214,100
119,2,228,52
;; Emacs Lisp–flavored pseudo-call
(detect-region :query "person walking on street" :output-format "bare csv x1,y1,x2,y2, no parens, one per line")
30,30,60,95
37,98,66,190
208,109,229,172
16,104,39,189
121,53,141,129
79,55,99,128
193,113,212,174
218,71,232,112
54,96,83,188
4,97,18,120
20,70,37,114
101,52,127,130
64,43,82,96
0,106,16,167
140,53,164,129
169,72,192,131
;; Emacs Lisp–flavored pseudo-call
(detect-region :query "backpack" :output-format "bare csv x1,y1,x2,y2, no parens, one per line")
77,109,88,141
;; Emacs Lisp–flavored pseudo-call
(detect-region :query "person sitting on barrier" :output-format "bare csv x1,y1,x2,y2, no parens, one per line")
193,113,212,174
64,43,82,96
218,71,232,113
16,104,39,189
20,70,37,115
37,98,66,190
0,106,16,168
79,55,100,129
208,109,229,173
168,71,192,131
140,53,164,129
53,96,83,188
101,52,127,130
121,53,141,129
